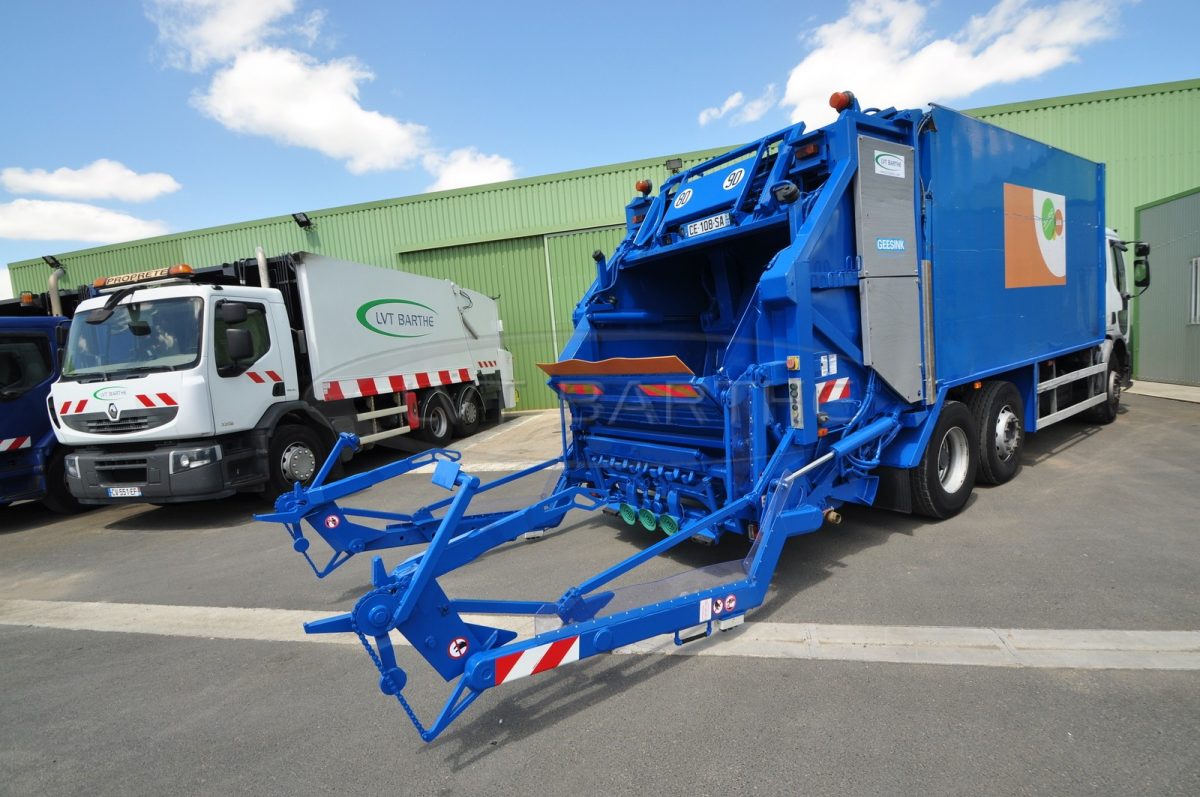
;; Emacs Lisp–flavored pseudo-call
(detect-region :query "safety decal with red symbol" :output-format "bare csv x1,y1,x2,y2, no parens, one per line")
448,637,470,659
323,515,340,529
725,594,737,612
712,598,725,615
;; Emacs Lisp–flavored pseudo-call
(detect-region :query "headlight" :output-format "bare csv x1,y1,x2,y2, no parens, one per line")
169,445,222,474
65,455,80,480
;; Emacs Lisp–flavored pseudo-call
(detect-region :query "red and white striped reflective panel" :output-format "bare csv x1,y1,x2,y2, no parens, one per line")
638,383,699,398
494,637,581,685
816,378,851,403
246,370,283,384
134,393,178,408
558,382,602,396
321,368,472,401
477,359,497,369
1,436,32,451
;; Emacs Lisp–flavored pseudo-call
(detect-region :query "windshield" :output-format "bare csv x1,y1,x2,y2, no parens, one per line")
0,333,52,401
62,296,203,381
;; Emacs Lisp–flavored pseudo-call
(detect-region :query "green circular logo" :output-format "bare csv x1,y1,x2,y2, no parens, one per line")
1041,198,1057,240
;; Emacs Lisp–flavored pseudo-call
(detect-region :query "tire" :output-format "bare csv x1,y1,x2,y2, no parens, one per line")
451,385,484,437
41,447,86,514
418,390,454,446
267,424,326,496
911,400,978,519
1085,355,1120,425
967,381,1024,485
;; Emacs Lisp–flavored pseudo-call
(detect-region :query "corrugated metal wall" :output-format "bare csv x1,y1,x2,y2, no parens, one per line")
1135,188,1200,386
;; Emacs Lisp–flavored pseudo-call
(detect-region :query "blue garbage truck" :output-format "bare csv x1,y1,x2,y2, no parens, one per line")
0,267,85,512
260,94,1150,740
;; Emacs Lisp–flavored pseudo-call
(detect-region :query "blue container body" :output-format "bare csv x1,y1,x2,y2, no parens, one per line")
922,107,1104,384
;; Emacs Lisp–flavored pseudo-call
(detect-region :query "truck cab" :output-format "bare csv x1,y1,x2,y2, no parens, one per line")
52,275,301,503
50,253,515,505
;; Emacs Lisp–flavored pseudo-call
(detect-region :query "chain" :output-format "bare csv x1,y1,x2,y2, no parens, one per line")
351,586,429,738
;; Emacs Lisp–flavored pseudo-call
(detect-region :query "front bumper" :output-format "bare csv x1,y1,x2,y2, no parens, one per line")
67,436,265,504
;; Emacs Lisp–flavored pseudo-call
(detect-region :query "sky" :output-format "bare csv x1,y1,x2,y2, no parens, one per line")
1,0,1196,298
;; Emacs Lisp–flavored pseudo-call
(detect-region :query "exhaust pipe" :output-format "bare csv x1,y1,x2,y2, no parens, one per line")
47,265,66,317
823,509,842,525
256,245,270,289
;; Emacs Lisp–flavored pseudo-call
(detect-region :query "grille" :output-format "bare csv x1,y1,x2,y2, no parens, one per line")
63,407,177,435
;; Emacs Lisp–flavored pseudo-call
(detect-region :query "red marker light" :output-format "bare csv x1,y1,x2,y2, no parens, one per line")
635,179,652,196
829,91,855,112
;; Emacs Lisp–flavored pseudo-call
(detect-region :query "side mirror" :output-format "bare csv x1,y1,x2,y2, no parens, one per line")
1134,258,1150,291
1135,242,1151,258
225,327,254,363
220,301,248,324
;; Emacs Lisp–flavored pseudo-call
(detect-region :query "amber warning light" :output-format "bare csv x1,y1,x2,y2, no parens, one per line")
94,264,194,289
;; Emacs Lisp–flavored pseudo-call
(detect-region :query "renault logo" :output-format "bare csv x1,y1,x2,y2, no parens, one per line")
107,403,121,421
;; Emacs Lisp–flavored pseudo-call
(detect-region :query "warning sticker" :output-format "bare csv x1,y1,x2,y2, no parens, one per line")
713,598,724,615
448,637,470,659
725,594,737,612
324,515,340,529
699,599,712,623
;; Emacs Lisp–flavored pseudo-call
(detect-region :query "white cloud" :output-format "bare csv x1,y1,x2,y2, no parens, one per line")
781,0,1118,126
423,148,518,192
295,9,326,46
0,160,181,202
148,3,518,182
149,0,296,71
0,199,169,242
699,92,744,126
194,47,430,174
732,84,778,125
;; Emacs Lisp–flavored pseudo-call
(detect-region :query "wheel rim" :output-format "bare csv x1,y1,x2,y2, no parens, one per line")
280,442,316,483
937,426,970,493
429,405,450,438
460,394,479,425
993,405,1021,462
1107,369,1120,406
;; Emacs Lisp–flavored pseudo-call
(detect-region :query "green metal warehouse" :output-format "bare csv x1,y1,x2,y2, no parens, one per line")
10,78,1200,403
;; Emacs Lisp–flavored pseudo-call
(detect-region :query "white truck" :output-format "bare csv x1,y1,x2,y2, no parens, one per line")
49,251,515,504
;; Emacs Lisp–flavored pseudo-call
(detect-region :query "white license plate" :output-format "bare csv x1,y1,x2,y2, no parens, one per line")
107,486,142,498
686,212,731,238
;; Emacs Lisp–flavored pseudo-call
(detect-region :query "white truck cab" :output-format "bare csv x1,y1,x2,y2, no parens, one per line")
50,254,515,504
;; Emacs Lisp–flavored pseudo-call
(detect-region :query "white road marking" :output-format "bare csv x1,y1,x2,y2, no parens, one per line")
2,598,1198,671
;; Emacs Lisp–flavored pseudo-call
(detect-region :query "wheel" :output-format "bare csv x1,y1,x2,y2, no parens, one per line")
911,400,978,519
1085,355,1120,425
418,390,454,446
451,385,484,437
41,448,85,514
967,381,1024,485
267,424,325,495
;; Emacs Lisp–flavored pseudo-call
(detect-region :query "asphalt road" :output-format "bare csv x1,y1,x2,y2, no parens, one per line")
1,394,1198,795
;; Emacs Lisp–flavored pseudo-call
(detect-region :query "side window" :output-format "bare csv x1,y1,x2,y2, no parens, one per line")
1111,244,1127,295
214,303,271,374
0,335,52,398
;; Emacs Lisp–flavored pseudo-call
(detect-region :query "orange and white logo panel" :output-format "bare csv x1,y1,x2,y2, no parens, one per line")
1004,183,1067,288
